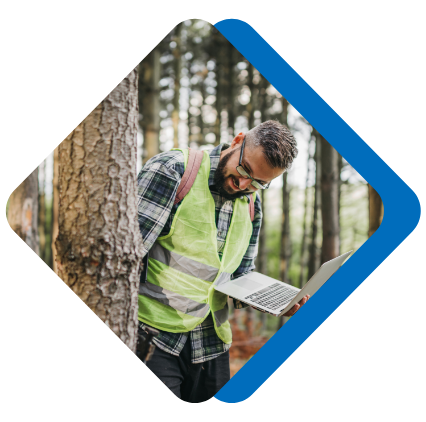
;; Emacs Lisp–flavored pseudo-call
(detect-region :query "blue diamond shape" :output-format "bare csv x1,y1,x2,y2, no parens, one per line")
214,19,421,404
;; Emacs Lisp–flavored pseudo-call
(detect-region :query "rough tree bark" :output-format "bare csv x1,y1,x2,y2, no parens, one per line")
8,169,40,255
320,135,340,263
55,70,144,352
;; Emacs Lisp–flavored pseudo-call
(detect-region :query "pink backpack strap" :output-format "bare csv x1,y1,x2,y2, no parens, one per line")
174,149,255,223
249,194,255,222
174,149,204,205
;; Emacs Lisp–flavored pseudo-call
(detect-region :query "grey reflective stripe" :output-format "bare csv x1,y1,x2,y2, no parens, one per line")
139,281,210,318
150,242,219,282
213,302,229,327
214,272,232,286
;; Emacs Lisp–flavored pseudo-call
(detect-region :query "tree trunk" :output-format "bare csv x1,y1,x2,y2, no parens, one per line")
368,184,384,237
51,146,59,272
226,43,236,140
299,137,313,288
320,135,340,263
278,172,290,330
258,75,271,333
198,72,206,145
213,31,223,146
44,188,52,269
278,171,289,336
279,173,291,282
247,63,255,129
279,97,290,286
38,160,46,262
8,169,40,255
257,75,270,277
337,154,343,254
172,23,182,148
308,131,321,279
55,70,144,352
139,49,161,163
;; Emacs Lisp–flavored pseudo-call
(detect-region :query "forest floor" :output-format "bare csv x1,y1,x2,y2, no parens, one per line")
229,309,270,377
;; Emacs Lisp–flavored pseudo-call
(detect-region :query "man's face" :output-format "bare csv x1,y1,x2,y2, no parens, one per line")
213,133,284,200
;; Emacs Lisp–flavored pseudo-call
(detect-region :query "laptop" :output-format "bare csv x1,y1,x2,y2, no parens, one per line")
214,251,352,317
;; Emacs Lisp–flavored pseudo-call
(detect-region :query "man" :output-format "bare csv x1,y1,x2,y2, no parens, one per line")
136,120,309,402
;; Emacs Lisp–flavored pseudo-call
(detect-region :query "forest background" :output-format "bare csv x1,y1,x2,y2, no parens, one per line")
7,20,383,376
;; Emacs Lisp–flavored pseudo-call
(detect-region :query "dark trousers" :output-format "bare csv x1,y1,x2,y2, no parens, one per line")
138,337,230,403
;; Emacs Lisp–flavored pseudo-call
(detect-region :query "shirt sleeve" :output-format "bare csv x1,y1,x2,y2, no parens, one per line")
136,151,184,256
232,192,263,309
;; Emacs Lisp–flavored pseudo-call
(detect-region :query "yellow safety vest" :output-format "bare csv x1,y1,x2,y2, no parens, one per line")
138,148,254,344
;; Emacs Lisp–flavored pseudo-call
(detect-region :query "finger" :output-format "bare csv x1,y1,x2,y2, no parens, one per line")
291,303,300,315
285,303,300,317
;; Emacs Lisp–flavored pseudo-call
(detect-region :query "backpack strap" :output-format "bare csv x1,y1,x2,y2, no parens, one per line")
248,193,255,222
174,149,204,205
174,148,256,224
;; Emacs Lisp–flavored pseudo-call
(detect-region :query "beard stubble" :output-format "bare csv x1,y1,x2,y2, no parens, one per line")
213,148,252,200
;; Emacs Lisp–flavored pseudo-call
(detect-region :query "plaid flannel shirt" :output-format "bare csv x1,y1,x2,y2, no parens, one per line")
137,143,262,363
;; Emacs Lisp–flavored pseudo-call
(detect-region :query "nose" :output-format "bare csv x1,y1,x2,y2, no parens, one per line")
238,177,252,190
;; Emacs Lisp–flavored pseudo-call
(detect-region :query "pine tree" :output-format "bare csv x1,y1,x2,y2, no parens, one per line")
8,169,40,255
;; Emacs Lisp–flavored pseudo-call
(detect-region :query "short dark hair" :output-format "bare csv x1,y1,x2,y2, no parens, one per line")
245,120,298,170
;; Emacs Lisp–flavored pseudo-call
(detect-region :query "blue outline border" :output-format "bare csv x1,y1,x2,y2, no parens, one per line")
214,19,421,403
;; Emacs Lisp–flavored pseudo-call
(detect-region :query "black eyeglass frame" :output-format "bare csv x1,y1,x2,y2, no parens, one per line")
236,137,271,190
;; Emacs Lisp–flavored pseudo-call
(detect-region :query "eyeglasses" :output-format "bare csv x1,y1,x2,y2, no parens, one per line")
236,137,271,190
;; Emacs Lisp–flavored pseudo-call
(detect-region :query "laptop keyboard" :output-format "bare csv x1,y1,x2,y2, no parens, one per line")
245,283,298,311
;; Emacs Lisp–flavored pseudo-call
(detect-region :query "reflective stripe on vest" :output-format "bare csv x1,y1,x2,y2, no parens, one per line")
139,281,210,318
150,242,219,282
213,302,229,327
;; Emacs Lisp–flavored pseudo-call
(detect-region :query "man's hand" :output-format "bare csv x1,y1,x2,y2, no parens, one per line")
251,294,310,316
283,294,310,317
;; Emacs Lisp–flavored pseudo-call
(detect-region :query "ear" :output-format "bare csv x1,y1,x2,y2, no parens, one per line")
230,132,245,149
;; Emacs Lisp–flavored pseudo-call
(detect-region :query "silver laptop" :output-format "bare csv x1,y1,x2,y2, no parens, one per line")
214,251,352,317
